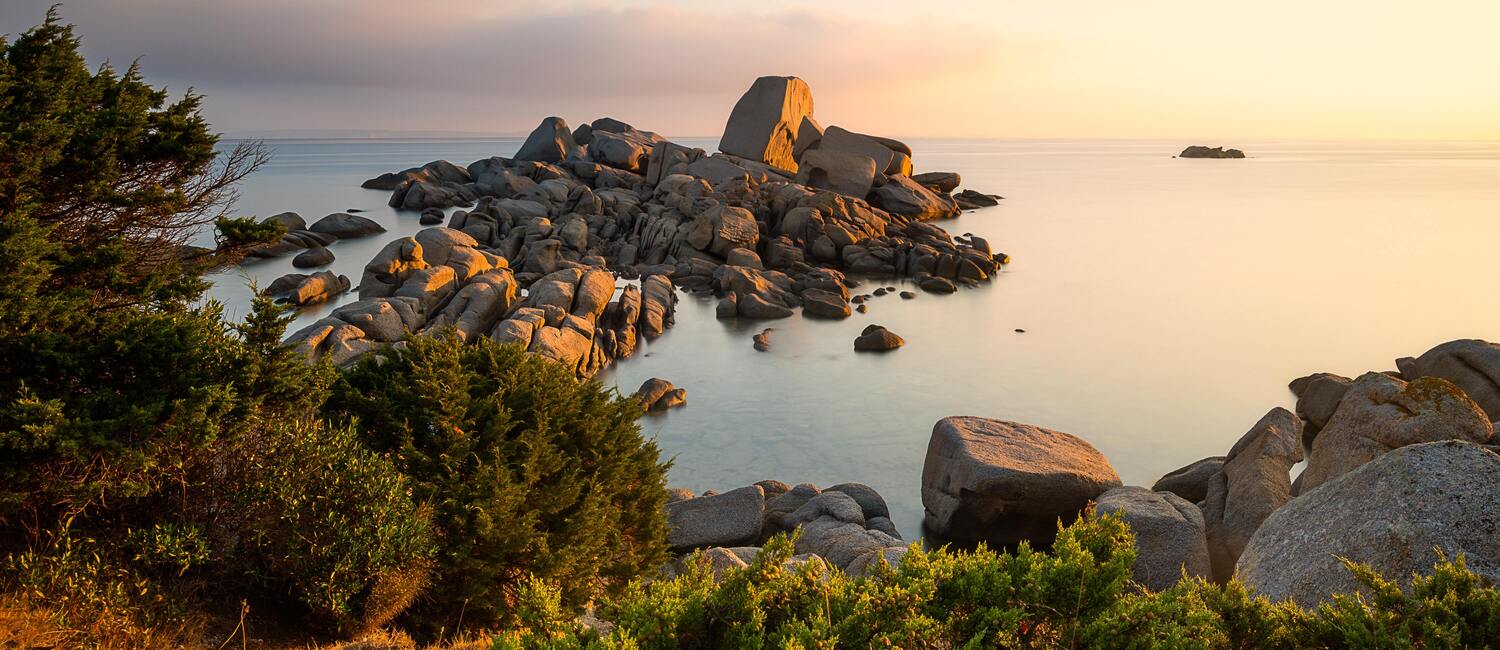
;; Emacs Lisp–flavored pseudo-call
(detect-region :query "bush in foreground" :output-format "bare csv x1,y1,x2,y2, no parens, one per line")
330,335,673,634
496,513,1500,649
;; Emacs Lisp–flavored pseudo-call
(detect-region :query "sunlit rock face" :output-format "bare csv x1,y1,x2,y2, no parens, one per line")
718,76,815,173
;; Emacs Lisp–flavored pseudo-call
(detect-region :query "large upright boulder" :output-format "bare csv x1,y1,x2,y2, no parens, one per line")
718,76,814,173
1095,486,1211,591
1298,373,1491,493
1199,408,1303,582
1239,442,1500,606
921,417,1121,548
1396,339,1500,423
515,116,580,163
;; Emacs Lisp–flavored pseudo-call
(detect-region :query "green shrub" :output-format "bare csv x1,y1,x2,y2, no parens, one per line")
228,418,437,635
495,513,1500,650
329,334,671,633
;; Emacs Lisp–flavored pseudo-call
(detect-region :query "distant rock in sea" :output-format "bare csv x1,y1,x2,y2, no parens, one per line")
1179,146,1246,159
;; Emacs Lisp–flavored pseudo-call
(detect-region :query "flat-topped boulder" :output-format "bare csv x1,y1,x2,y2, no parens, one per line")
718,76,815,172
1179,145,1245,159
922,417,1121,548
1239,441,1500,606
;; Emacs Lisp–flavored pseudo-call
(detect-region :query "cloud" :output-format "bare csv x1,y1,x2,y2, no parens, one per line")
0,1,1002,135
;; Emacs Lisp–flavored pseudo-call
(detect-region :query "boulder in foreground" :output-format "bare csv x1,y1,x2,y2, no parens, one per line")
1238,441,1500,606
922,417,1121,548
1095,486,1211,591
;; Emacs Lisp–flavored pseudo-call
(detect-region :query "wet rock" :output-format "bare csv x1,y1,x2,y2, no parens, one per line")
309,212,386,238
954,189,1002,209
753,328,773,351
1298,373,1491,493
1239,441,1500,606
918,276,956,294
922,417,1121,548
1096,486,1211,590
802,288,851,319
292,246,334,268
853,324,903,351
899,291,915,299
419,208,444,225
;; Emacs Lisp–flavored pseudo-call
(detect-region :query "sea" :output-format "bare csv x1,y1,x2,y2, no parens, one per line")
205,137,1500,541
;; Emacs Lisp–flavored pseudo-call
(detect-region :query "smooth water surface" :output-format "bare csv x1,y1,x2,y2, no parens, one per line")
210,138,1500,540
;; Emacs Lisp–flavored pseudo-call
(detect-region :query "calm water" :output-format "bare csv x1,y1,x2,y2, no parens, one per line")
208,138,1500,540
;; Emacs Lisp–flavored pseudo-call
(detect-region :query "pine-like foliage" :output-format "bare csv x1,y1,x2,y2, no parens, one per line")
330,335,672,633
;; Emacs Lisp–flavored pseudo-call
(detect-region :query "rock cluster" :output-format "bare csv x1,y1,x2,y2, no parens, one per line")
247,211,385,260
283,227,675,377
281,76,1003,375
663,480,907,578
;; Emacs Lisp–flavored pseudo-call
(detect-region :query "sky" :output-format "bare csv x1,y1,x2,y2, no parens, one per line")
3,1,1499,141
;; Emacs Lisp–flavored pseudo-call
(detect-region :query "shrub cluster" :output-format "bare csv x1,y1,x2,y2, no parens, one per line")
499,513,1500,649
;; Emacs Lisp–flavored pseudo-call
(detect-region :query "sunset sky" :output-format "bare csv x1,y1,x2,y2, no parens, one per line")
4,1,1498,141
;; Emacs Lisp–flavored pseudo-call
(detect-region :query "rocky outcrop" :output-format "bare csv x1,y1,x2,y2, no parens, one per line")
1096,486,1211,591
665,480,907,575
1238,442,1500,606
1297,373,1491,493
921,417,1121,548
1199,408,1303,582
719,76,815,172
1396,339,1500,423
1179,146,1245,159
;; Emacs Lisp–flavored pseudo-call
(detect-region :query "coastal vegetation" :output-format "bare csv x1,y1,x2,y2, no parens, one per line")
5,9,1500,650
